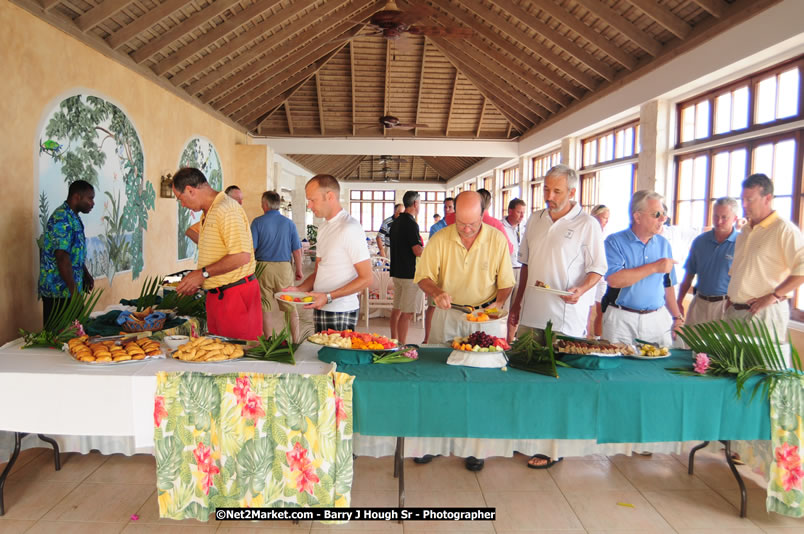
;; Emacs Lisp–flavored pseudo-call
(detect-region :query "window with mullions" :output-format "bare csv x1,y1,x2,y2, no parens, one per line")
530,182,543,212
415,191,446,233
502,166,519,187
531,150,561,180
579,164,637,233
678,57,802,145
349,190,395,232
581,122,640,168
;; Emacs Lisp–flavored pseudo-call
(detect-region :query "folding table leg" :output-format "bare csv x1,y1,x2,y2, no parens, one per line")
394,437,405,514
0,431,23,516
722,440,747,518
37,434,61,471
688,441,710,475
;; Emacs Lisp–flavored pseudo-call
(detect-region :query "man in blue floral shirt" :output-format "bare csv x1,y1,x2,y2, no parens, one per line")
38,180,95,325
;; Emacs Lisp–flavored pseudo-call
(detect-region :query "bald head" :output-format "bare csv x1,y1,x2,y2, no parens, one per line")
454,191,483,240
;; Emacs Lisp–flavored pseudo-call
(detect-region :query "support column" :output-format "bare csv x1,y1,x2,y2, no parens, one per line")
561,137,577,170
637,100,672,198
233,144,273,221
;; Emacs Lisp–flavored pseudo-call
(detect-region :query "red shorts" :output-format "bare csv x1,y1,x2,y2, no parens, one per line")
205,277,263,340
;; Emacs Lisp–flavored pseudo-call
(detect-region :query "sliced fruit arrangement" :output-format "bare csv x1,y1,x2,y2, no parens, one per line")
451,331,510,352
308,329,398,350
554,337,636,356
67,335,161,363
172,336,244,362
639,344,670,357
279,294,314,303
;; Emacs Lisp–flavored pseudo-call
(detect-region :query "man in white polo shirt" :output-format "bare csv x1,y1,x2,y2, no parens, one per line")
509,165,607,340
283,174,372,332
501,198,526,341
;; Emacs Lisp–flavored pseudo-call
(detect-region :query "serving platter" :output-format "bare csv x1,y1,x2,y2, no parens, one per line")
275,291,314,306
530,285,573,297
307,338,397,352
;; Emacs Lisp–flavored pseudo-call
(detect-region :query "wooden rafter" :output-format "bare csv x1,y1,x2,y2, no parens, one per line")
625,0,692,40
384,39,391,138
444,69,459,136
130,0,244,64
414,41,427,137
420,156,454,178
691,0,726,18
152,0,283,76
432,0,584,100
332,156,366,181
40,0,61,10
476,97,486,138
76,0,133,33
493,0,615,81
285,102,294,135
175,0,354,91
573,0,662,56
315,73,325,135
459,0,598,90
431,37,546,121
350,41,356,136
105,0,192,50
531,0,637,71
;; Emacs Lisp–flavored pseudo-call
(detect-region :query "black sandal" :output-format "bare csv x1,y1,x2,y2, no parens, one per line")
527,454,563,469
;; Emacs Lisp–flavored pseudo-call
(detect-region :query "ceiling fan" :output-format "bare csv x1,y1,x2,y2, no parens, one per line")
356,115,429,131
354,0,472,42
377,155,407,164
372,166,401,182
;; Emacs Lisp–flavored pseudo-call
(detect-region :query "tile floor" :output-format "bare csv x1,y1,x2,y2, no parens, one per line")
1,317,802,533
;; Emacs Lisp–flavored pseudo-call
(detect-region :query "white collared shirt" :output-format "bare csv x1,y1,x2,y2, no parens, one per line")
518,203,607,336
501,216,524,268
314,209,371,312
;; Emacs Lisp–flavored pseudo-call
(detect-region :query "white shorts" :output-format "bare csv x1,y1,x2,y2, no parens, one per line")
601,306,672,347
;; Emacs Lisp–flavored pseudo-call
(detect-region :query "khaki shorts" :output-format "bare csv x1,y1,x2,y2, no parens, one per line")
256,261,294,312
392,277,421,314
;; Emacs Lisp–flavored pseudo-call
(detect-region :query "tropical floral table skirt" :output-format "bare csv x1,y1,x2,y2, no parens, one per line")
154,370,354,521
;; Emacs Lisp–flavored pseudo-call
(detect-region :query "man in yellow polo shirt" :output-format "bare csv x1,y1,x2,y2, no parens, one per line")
415,191,515,345
173,167,262,340
727,173,804,341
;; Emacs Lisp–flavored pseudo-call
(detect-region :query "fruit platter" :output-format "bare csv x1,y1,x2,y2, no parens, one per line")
451,331,510,352
171,336,245,362
308,329,398,351
465,307,508,323
631,343,671,359
275,291,314,304
66,335,163,364
553,336,636,357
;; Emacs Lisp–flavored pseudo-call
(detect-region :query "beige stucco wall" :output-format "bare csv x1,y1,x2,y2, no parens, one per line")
0,1,251,343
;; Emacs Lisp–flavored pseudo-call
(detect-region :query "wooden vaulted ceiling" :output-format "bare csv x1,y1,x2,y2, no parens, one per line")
18,0,780,181
285,154,483,182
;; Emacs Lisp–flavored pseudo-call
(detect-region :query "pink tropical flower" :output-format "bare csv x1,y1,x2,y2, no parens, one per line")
693,353,710,374
72,320,85,337
776,443,802,469
334,396,347,426
286,442,309,471
192,442,220,495
233,376,250,404
295,463,320,495
240,392,265,421
193,442,213,467
782,464,804,492
154,396,168,428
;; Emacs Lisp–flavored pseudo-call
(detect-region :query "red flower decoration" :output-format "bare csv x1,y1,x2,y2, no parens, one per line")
782,464,804,492
193,442,220,495
233,376,250,405
334,396,347,426
286,442,308,471
295,463,320,495
776,443,802,469
240,392,265,421
154,396,168,428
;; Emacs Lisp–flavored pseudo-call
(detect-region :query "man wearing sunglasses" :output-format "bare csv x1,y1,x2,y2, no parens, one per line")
601,190,684,347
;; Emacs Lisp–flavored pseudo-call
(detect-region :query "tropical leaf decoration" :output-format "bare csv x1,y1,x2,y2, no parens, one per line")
275,375,318,431
178,374,221,431
236,436,275,495
245,319,296,364
673,318,802,399
133,275,206,319
505,321,565,377
155,435,184,490
20,288,103,348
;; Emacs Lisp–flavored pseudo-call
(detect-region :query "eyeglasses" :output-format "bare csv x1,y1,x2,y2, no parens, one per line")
641,210,666,219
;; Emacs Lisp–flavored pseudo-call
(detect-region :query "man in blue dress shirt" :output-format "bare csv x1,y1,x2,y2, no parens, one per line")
602,190,684,347
676,197,738,326
251,190,303,340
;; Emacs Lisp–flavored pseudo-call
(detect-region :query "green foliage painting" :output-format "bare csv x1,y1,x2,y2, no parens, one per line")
177,138,223,261
37,94,154,282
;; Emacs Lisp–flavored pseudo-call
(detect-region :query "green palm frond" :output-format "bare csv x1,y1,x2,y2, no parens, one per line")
134,275,206,319
21,289,103,348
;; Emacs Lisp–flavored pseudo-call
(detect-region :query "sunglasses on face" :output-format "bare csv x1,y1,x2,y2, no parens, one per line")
641,210,666,219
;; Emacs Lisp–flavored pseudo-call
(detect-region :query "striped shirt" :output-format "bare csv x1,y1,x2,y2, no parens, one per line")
198,192,255,289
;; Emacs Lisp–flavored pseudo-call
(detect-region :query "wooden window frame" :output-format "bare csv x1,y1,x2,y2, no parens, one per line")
349,190,396,232
580,121,640,170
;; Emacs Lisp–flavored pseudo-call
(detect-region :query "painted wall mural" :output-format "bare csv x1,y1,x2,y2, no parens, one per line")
177,137,223,261
37,94,154,283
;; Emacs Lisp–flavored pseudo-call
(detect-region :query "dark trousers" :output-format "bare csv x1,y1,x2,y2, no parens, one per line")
42,296,69,327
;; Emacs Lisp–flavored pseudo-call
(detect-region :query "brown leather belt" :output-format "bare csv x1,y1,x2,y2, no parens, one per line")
608,303,659,315
207,274,256,300
697,294,727,303
730,302,751,311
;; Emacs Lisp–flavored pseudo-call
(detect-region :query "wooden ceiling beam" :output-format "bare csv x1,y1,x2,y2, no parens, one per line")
691,0,726,18
76,0,133,33
431,37,547,121
130,0,244,64
431,0,584,100
244,27,363,129
152,0,283,76
414,41,427,137
350,41,356,136
625,0,692,39
315,73,325,135
444,69,459,136
535,0,637,71
459,0,598,90
494,0,616,81
41,0,60,10
428,42,530,133
384,39,391,138
212,16,366,112
420,156,455,178
285,102,294,135
476,96,486,138
335,156,367,181
183,0,368,98
572,0,662,56
105,0,192,50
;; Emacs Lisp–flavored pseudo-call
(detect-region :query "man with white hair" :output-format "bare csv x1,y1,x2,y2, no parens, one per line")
676,197,739,326
509,165,607,340
602,190,684,347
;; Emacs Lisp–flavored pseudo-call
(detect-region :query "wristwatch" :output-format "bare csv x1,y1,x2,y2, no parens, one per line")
201,267,210,279
326,293,333,304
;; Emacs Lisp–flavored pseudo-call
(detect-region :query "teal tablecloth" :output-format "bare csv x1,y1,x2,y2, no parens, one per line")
339,348,771,444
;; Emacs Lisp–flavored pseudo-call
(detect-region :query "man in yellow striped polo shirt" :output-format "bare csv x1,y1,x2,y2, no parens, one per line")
173,167,262,340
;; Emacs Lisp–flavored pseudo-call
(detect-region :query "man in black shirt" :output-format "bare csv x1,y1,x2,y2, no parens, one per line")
389,191,423,344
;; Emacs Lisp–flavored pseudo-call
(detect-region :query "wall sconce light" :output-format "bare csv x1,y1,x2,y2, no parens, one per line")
160,173,174,198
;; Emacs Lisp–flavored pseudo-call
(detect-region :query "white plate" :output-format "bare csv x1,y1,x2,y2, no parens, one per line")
275,291,314,305
463,309,508,323
73,354,164,365
628,353,671,360
307,338,397,352
530,285,573,297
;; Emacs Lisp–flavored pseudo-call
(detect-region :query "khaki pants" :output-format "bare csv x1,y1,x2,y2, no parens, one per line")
256,261,299,341
725,299,790,342
602,306,672,347
686,296,727,326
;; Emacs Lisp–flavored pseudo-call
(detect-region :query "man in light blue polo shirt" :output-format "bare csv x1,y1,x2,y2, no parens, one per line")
676,197,738,326
602,190,684,347
252,190,303,340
